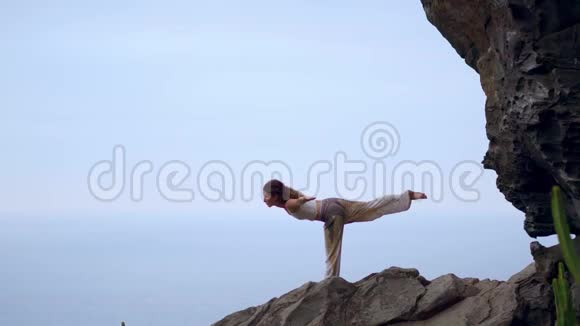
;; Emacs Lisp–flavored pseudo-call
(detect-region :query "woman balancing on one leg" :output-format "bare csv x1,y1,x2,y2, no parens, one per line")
262,179,427,278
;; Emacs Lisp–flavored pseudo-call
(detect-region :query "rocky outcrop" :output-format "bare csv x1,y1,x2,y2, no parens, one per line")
213,264,554,326
420,0,580,237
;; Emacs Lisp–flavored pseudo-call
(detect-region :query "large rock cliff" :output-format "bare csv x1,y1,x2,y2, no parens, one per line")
213,264,553,326
214,239,580,326
421,0,580,237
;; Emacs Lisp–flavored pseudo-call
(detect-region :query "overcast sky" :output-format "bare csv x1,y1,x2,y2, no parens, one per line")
0,1,559,325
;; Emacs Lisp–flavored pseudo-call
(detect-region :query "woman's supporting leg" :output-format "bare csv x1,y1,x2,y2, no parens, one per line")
324,215,345,278
343,190,412,224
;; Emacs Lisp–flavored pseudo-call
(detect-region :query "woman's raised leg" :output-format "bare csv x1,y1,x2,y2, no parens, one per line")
343,190,414,224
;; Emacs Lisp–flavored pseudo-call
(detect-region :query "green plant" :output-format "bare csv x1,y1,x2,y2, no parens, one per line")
551,185,580,325
552,185,580,281
552,262,575,326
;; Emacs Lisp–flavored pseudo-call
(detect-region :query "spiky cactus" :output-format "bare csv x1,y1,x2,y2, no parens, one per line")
551,186,580,325
552,186,580,280
552,262,575,326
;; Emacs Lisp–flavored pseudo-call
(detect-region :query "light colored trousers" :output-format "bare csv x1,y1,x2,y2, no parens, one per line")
323,190,412,278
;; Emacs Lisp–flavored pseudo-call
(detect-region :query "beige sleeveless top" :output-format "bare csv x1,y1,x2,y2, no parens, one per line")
286,200,319,221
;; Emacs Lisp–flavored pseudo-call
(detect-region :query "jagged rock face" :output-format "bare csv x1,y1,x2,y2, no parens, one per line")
420,0,580,237
213,266,554,326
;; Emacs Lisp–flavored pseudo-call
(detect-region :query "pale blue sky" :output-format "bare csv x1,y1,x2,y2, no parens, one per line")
0,1,558,325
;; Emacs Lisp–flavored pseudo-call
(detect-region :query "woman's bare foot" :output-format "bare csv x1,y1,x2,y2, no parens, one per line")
410,191,427,200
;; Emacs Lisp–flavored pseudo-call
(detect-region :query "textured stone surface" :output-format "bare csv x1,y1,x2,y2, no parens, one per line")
420,0,580,237
212,265,554,326
414,273,469,319
530,237,580,279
